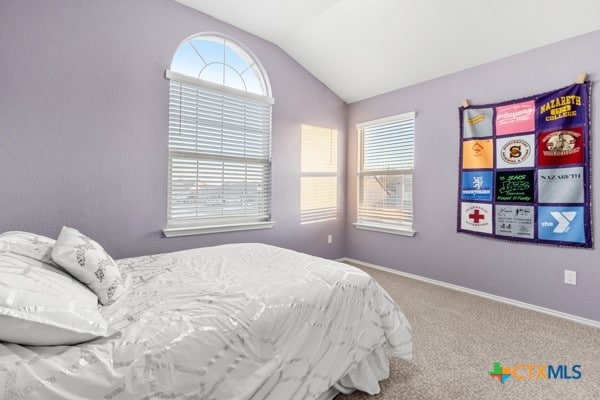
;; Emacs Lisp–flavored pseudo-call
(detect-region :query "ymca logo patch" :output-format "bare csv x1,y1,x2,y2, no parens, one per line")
538,206,586,243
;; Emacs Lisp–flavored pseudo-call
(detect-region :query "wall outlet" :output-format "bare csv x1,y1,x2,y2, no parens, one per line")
327,234,333,244
564,270,577,285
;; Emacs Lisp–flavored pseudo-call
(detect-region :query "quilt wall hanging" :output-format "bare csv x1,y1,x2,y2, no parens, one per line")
457,81,592,248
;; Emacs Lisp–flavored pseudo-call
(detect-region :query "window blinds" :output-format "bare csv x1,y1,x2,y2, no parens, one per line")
167,74,272,228
301,125,338,224
357,112,415,230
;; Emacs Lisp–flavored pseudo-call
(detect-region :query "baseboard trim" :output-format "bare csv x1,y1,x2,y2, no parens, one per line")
337,257,600,329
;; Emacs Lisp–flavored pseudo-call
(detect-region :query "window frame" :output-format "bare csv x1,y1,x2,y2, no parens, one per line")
354,111,416,237
163,35,274,237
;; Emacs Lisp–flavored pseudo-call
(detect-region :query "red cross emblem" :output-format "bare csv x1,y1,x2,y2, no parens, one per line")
469,209,485,223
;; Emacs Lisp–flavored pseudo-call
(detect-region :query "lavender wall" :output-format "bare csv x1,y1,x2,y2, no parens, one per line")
0,0,347,260
346,30,600,321
2,1,597,321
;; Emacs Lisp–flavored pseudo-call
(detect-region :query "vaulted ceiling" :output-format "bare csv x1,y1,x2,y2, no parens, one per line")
175,0,600,103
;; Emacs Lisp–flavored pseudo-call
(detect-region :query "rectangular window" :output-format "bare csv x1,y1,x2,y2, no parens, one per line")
355,112,415,236
164,73,274,237
301,125,338,224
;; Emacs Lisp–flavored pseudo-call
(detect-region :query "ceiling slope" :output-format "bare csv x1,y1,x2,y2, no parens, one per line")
175,0,600,103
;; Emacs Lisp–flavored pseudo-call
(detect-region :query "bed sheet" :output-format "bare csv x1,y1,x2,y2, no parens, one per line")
0,243,412,399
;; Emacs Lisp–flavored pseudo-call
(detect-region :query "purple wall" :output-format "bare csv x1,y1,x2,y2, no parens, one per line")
346,30,600,321
2,1,597,321
0,0,347,260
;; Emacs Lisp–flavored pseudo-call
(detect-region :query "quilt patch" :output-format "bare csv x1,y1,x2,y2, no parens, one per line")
495,205,534,239
462,107,494,138
496,134,535,169
457,82,592,248
461,171,493,201
495,170,534,203
495,100,535,136
462,139,494,169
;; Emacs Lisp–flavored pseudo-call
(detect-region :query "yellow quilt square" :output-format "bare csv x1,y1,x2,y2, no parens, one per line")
463,139,493,169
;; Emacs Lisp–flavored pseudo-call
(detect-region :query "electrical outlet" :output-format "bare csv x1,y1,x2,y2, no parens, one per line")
564,270,577,285
327,234,333,244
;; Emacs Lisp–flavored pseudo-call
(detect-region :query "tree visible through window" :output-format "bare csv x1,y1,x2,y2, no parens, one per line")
164,34,274,237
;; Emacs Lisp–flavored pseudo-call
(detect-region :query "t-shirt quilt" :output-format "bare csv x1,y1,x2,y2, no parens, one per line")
457,82,592,248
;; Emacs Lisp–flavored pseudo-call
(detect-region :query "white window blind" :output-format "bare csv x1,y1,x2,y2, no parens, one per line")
301,125,338,224
356,112,415,235
166,73,273,233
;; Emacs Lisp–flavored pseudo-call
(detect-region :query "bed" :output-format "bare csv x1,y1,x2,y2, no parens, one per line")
0,234,412,399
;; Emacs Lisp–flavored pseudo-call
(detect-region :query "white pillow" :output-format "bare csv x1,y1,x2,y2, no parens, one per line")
0,252,108,346
51,227,125,305
0,231,55,264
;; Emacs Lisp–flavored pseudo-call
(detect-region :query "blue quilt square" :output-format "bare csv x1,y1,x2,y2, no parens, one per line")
461,171,493,201
538,206,585,243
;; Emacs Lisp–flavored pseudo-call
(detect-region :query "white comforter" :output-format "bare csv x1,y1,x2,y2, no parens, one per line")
0,243,412,400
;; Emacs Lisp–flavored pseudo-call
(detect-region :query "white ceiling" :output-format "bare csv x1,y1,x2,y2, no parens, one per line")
175,0,600,103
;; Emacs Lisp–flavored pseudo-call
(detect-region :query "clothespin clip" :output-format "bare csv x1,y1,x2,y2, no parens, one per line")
462,99,470,108
576,73,587,84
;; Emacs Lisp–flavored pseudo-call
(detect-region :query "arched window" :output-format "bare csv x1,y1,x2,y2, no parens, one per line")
170,35,268,96
163,34,274,237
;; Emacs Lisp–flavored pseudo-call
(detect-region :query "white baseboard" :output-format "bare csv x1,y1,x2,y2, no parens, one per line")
337,257,600,329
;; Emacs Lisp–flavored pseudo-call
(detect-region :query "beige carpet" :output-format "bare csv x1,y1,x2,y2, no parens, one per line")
336,263,600,400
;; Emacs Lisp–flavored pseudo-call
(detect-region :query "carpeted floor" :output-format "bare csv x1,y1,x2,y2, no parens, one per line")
336,263,600,400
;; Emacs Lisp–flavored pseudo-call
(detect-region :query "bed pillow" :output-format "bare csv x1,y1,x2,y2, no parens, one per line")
51,227,125,305
0,231,55,264
0,252,108,346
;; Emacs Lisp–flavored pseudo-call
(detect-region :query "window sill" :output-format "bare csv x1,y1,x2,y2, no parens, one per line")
353,222,416,237
163,221,275,237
